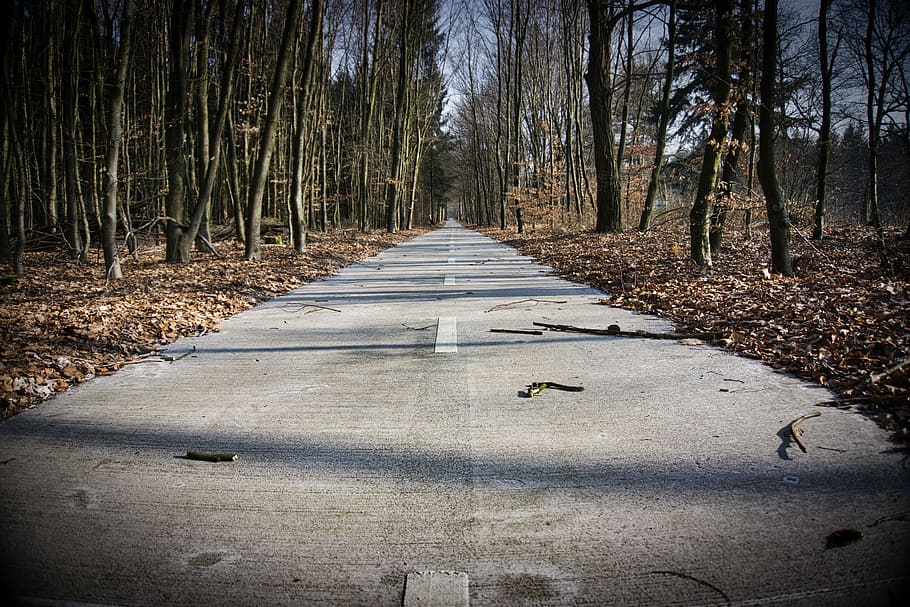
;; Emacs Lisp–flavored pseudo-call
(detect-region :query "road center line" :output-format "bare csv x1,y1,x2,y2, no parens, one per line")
435,317,458,353
403,571,469,607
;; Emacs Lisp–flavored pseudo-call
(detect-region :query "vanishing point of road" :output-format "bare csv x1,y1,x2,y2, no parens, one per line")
1,221,908,606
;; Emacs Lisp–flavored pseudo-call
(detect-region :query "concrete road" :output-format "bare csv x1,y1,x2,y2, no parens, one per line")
1,221,908,606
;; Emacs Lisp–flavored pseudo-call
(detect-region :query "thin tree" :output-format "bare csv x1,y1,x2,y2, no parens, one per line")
758,0,793,276
62,0,85,259
689,0,734,267
385,0,412,233
640,0,675,231
290,0,326,251
101,0,135,281
586,0,663,233
245,0,304,260
813,0,837,239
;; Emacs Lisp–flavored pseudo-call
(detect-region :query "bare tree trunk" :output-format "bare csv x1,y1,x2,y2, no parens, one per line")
164,0,193,262
290,0,324,251
758,0,792,276
585,1,623,233
863,0,888,263
45,10,59,231
385,1,411,234
245,0,303,260
226,112,245,242
640,0,675,231
101,0,134,281
193,0,217,252
709,0,754,252
62,1,84,258
689,0,734,267
0,113,11,263
814,0,834,239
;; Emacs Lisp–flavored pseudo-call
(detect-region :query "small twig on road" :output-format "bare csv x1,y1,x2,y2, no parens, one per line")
788,411,822,453
284,303,342,314
162,346,196,362
403,323,436,331
485,299,567,312
490,328,544,335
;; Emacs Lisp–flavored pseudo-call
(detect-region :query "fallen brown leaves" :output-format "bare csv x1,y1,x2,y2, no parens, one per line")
486,225,910,443
0,230,423,419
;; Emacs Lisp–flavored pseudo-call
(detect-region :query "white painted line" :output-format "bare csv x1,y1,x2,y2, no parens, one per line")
444,275,456,286
403,571,469,607
435,317,458,353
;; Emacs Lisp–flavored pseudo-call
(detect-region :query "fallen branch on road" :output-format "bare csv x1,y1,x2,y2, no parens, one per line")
525,382,585,397
185,450,238,462
787,411,822,453
490,328,544,335
534,321,723,341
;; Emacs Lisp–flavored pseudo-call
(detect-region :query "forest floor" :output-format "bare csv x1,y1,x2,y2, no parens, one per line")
0,229,425,421
2,223,908,444
483,223,910,444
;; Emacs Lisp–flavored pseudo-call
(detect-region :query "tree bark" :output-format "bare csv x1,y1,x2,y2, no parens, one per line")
640,0,675,231
101,0,135,281
586,0,622,233
689,0,734,268
290,0,325,251
164,0,193,263
709,0,754,252
385,1,412,234
813,0,833,239
758,0,792,276
62,0,84,259
245,0,304,260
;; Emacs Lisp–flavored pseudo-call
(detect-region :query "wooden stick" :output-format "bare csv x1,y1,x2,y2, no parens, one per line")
533,321,722,341
490,328,544,335
788,411,821,453
869,359,910,385
185,450,238,462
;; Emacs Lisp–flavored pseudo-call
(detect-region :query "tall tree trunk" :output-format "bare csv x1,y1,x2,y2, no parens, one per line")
358,0,384,231
709,0,754,252
290,0,324,251
813,0,833,239
101,0,135,281
0,114,11,263
709,97,750,252
640,0,675,231
164,0,193,262
245,0,303,260
758,0,792,276
62,1,84,258
616,9,634,212
45,10,59,232
385,1,410,234
689,0,734,267
226,112,245,242
586,0,622,233
863,0,887,265
193,0,217,252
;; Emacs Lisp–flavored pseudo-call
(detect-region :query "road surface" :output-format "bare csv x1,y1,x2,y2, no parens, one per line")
1,221,908,606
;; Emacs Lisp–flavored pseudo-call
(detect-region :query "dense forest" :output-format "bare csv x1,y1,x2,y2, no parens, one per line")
1,0,908,280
